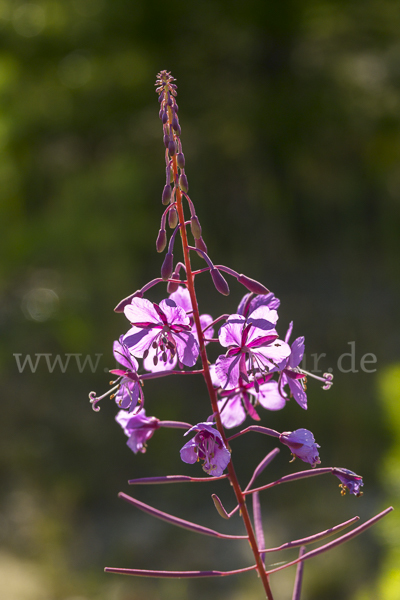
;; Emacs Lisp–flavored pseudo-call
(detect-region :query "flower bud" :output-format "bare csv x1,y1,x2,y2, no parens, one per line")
158,94,163,103
237,274,269,294
172,117,181,135
168,140,176,156
163,134,169,148
179,173,188,193
161,252,174,281
162,184,172,205
211,268,230,296
114,289,143,312
195,236,208,255
162,111,168,124
171,116,179,131
167,279,180,294
190,215,202,239
168,207,178,228
156,229,167,253
177,152,185,169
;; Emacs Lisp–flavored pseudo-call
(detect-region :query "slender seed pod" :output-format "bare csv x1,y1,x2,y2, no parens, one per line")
211,268,230,296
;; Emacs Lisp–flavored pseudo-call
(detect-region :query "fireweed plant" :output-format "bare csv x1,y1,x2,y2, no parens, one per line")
89,71,392,599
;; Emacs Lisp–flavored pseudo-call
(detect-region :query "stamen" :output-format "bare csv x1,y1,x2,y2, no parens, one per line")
300,369,334,390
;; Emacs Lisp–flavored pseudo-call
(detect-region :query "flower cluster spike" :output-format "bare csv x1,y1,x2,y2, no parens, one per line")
89,70,392,600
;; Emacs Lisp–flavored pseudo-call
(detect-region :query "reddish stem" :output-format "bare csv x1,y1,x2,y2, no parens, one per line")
168,102,274,600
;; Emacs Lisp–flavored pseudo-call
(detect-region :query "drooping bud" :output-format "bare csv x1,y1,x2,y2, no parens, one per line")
162,184,172,205
177,152,185,169
167,264,183,294
171,116,180,132
167,279,180,294
195,236,208,255
179,173,188,193
168,208,178,229
114,289,144,312
163,134,170,148
168,140,176,156
162,111,168,124
156,229,167,253
190,215,202,239
211,268,230,296
237,274,269,294
161,252,174,281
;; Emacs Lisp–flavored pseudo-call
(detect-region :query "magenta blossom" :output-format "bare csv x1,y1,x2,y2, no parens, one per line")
180,422,231,476
276,322,333,405
169,286,215,343
279,428,321,467
217,376,287,428
215,308,290,389
110,337,142,411
116,409,160,454
123,297,199,368
237,292,280,317
332,468,364,497
278,323,307,409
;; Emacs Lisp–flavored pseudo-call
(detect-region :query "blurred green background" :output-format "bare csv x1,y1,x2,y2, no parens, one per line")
1,0,400,599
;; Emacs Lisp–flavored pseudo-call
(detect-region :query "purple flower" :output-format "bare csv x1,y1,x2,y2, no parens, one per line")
332,468,364,497
217,376,287,429
110,337,141,411
279,429,321,467
275,322,334,407
278,325,307,409
237,292,280,317
143,345,177,372
215,308,290,389
169,286,214,343
115,409,160,454
123,297,199,368
180,422,231,476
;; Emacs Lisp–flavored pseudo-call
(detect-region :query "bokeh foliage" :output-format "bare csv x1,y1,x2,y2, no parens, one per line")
1,0,399,598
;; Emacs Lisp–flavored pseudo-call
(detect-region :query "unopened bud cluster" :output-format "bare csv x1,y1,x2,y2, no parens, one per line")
155,70,209,283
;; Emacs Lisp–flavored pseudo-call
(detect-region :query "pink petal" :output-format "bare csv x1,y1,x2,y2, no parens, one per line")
124,297,161,325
